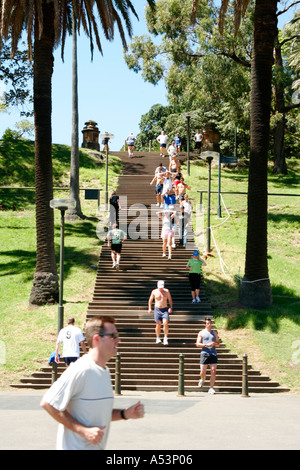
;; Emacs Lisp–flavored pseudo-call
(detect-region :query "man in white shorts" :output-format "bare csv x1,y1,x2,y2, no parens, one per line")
157,206,176,259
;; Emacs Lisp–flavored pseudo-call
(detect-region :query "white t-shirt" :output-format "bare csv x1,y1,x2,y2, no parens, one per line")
163,177,173,193
126,134,136,146
168,145,176,157
182,200,191,214
194,132,202,142
57,325,85,358
157,134,169,145
42,354,114,450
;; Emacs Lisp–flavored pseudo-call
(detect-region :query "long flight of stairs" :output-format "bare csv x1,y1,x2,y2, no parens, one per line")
10,151,289,392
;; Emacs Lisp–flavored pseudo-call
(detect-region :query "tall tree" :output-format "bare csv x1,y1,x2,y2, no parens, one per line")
1,0,155,305
66,9,84,221
193,0,278,308
238,0,277,308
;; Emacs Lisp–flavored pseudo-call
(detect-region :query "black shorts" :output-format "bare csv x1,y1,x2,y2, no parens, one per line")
111,243,122,253
189,273,201,291
63,357,78,366
200,353,218,365
156,184,163,194
195,141,202,149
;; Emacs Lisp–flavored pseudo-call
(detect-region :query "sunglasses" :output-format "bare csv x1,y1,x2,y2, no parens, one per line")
99,332,119,339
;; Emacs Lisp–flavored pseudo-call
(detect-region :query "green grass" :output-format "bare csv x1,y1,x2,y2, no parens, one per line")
0,139,122,388
183,156,300,391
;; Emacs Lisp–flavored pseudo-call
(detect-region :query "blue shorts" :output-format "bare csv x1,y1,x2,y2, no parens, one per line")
154,307,169,322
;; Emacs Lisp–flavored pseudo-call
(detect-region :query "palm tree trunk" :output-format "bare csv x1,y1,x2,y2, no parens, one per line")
66,10,84,221
273,36,287,175
239,0,278,308
30,1,59,305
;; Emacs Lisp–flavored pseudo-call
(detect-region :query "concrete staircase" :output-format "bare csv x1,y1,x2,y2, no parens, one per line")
10,151,289,392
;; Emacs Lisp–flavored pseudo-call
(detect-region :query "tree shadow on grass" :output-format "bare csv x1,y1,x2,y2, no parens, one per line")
0,219,102,284
206,277,300,333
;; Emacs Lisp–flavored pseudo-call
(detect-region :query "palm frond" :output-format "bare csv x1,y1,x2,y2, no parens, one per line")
0,0,148,59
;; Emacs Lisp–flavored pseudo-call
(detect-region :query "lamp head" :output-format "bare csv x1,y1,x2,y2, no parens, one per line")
50,199,76,211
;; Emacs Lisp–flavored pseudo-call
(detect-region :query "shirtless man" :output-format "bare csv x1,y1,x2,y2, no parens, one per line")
150,166,165,207
169,155,180,179
148,280,173,345
177,177,191,200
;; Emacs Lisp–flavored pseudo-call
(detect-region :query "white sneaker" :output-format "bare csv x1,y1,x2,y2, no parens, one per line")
172,243,176,248
156,338,162,344
163,337,168,345
160,203,164,208
196,296,201,303
198,379,204,388
168,254,172,259
208,388,216,394
192,299,196,304
162,253,166,257
112,262,116,269
156,202,160,206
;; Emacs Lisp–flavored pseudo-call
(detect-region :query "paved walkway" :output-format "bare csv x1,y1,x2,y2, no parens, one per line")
1,389,299,450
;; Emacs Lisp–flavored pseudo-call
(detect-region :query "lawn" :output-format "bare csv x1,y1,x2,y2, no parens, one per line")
184,155,300,391
0,138,122,388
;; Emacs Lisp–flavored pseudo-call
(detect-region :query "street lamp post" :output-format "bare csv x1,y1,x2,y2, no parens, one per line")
206,156,213,253
100,132,114,206
50,198,76,333
201,151,219,253
182,113,195,176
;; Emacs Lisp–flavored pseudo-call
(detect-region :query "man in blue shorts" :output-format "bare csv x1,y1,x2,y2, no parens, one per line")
148,280,173,345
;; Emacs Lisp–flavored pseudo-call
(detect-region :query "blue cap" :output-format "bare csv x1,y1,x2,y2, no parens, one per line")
193,250,199,256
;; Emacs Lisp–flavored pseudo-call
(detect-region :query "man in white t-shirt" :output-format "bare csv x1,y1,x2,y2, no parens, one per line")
126,132,136,159
194,129,203,154
156,131,169,157
55,317,86,366
167,141,177,160
41,315,145,450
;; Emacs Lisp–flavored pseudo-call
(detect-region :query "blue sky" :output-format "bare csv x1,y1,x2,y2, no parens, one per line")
0,1,297,152
51,2,167,151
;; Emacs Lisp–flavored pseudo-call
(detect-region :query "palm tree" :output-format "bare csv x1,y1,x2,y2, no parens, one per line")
1,0,155,305
66,9,85,222
192,0,278,308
